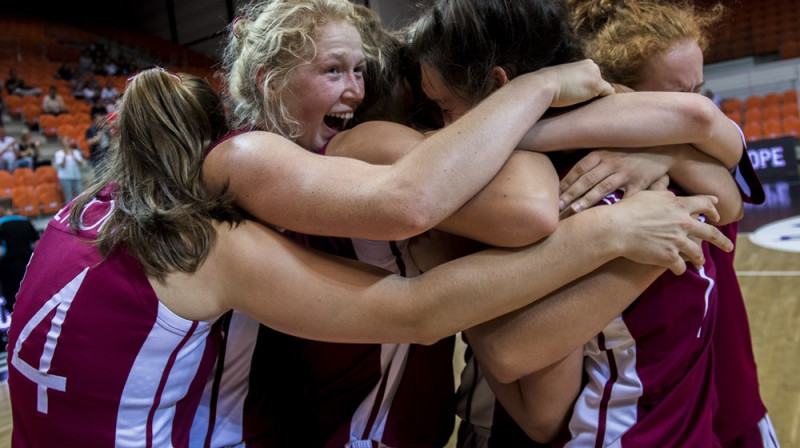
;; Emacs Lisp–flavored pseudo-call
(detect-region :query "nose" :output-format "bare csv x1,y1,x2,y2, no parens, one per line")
342,72,364,104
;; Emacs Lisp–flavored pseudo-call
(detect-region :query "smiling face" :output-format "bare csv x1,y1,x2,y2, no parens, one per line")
633,39,705,93
280,21,366,152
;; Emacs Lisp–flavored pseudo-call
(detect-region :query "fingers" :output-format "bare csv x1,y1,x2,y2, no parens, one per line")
559,154,601,195
648,175,670,192
677,195,721,225
596,79,615,98
561,176,620,214
667,257,688,276
688,219,733,253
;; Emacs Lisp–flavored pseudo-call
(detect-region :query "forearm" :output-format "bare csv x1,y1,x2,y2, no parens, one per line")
483,349,582,443
226,213,626,346
467,258,663,383
386,73,560,232
667,146,744,225
521,92,741,167
435,151,559,247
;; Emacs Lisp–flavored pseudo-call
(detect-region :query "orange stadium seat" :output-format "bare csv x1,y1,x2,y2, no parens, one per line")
12,167,38,187
35,183,63,214
724,109,742,126
5,95,24,118
743,121,764,142
781,89,798,106
57,124,80,140
745,95,763,110
782,115,800,137
22,103,42,129
762,119,782,139
721,98,743,114
762,105,781,122
34,165,58,184
762,92,781,107
744,107,763,124
10,185,39,217
40,114,59,137
0,170,14,199
782,102,799,120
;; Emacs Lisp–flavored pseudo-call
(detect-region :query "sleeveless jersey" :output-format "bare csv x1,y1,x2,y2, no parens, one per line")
8,190,222,448
566,192,719,447
194,134,455,447
711,141,777,447
459,148,732,447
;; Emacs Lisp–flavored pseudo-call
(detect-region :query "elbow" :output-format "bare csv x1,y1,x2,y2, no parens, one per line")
691,98,742,169
470,336,534,384
520,413,571,444
487,198,559,248
715,201,745,226
387,192,442,240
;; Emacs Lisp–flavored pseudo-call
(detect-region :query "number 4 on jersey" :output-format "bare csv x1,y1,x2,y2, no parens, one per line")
10,267,88,414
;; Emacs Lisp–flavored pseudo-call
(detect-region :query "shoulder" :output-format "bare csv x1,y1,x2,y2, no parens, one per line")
328,121,423,164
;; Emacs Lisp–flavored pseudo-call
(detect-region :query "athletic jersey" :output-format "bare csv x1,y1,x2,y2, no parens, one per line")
566,192,719,447
711,153,777,447
458,148,733,447
194,135,455,447
321,238,456,448
8,188,222,448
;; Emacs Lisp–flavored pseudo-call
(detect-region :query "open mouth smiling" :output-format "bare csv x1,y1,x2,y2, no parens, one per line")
324,112,354,131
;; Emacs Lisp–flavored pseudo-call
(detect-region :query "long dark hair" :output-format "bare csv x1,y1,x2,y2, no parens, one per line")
409,0,584,105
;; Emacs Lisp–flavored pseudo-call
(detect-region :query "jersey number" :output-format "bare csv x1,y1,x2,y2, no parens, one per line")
10,268,88,414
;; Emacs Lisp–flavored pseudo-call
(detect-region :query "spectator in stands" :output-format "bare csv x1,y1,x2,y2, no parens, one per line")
86,108,110,170
0,126,17,172
42,85,68,115
100,79,120,106
56,61,75,82
0,202,39,311
4,68,40,96
74,71,102,102
54,135,85,201
15,129,42,170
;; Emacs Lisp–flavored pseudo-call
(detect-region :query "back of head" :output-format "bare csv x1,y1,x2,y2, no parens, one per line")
569,0,724,87
350,4,411,126
69,68,240,281
223,0,363,138
408,0,583,105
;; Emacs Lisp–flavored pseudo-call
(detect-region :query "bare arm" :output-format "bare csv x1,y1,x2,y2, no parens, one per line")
466,258,664,383
667,146,744,224
521,92,743,169
155,191,729,345
558,145,743,225
330,122,560,247
483,349,582,443
203,60,612,241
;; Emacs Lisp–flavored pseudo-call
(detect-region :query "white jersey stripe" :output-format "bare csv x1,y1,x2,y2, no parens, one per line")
759,414,781,448
567,316,642,448
116,302,213,448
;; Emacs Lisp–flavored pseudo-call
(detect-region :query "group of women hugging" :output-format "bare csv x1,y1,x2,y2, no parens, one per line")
6,0,779,447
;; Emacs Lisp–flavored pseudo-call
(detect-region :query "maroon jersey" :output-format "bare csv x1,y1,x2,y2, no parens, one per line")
8,190,222,448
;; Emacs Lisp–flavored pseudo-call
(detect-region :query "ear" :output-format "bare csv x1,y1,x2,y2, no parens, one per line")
490,66,509,89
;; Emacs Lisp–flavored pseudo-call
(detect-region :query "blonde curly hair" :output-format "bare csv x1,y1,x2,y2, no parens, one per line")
222,0,381,140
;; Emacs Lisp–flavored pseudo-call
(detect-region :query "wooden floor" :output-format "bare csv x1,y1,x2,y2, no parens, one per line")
1,186,799,447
